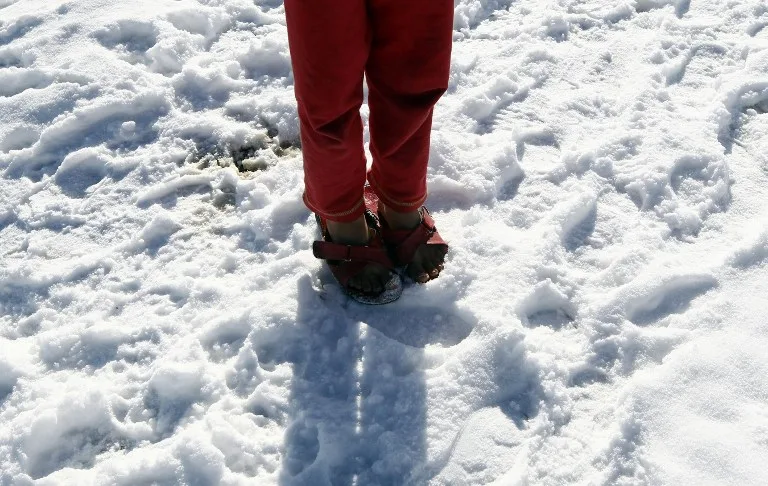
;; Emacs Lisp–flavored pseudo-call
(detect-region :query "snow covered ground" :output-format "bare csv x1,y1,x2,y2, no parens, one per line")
1,0,768,484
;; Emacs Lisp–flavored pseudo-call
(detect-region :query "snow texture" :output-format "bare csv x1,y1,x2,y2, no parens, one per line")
1,0,768,484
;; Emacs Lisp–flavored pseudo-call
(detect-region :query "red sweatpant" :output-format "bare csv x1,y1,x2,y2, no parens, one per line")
285,0,454,222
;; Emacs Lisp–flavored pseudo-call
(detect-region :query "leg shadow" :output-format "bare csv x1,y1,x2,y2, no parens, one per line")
282,278,469,485
279,277,361,486
348,287,473,484
356,327,427,486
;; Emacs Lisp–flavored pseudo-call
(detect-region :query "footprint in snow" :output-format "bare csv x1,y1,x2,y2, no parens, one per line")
39,327,161,372
635,0,689,18
467,75,546,135
6,90,169,181
569,273,717,389
53,149,114,198
719,84,768,155
200,315,251,364
0,48,24,68
568,365,610,387
0,14,43,47
92,19,159,67
27,428,131,480
669,155,731,215
747,22,767,37
662,43,728,87
282,420,321,478
0,67,56,98
453,0,515,31
625,275,717,326
496,128,560,201
517,280,577,330
560,195,599,252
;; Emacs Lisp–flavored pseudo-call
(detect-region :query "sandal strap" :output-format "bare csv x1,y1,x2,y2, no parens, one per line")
384,207,447,265
312,239,393,268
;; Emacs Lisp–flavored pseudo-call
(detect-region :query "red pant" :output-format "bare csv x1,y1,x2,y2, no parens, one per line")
285,0,454,222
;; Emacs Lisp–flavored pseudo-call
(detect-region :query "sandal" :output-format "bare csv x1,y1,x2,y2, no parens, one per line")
365,186,449,282
313,209,403,305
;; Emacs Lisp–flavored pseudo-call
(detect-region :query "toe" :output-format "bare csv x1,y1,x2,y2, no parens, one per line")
376,272,390,292
407,262,430,284
361,277,373,294
348,275,362,293
370,269,385,294
429,253,442,271
424,255,441,280
373,275,384,292
434,247,447,265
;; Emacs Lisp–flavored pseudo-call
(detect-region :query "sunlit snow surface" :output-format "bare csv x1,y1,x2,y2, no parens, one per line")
1,0,768,484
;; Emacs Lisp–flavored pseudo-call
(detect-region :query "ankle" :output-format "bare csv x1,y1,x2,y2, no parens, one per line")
380,204,421,230
326,216,370,245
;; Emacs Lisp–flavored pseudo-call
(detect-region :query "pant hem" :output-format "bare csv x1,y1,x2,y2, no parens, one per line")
303,192,366,223
367,174,427,211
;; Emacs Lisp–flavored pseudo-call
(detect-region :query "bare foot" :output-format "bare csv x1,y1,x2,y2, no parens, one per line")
325,216,391,295
379,204,447,283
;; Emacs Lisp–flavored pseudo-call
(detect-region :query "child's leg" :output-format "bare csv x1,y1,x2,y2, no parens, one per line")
365,0,454,282
365,0,454,213
285,0,394,295
284,0,370,223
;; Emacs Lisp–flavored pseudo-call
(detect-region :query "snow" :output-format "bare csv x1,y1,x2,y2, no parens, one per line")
1,0,767,484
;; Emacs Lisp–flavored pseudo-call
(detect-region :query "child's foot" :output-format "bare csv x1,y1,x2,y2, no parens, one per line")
379,204,447,283
325,216,392,294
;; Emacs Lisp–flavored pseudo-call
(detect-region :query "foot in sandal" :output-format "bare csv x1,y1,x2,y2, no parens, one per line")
324,215,393,294
378,203,448,284
313,210,403,304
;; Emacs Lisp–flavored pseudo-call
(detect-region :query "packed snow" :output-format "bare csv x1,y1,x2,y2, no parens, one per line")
1,0,768,484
